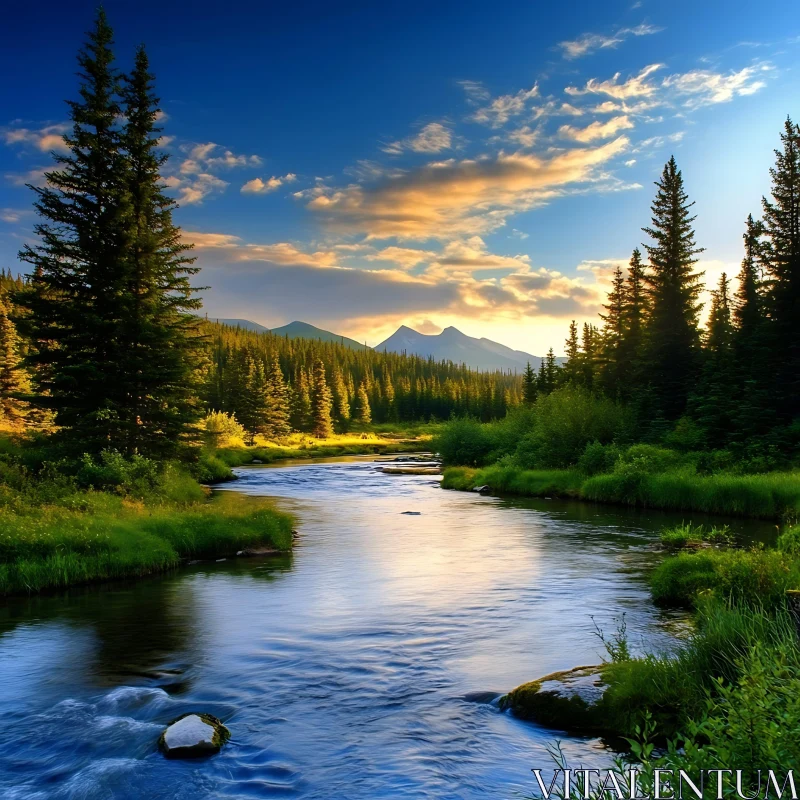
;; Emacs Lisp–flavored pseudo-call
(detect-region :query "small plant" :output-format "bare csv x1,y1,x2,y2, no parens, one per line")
591,613,631,663
660,522,705,549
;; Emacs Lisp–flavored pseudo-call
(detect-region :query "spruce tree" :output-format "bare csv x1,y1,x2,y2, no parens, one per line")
641,157,704,420
0,299,29,424
310,358,333,438
599,265,626,396
761,117,800,421
732,215,772,439
562,320,580,384
691,274,736,447
580,323,597,388
114,45,205,455
290,367,312,431
354,380,372,424
522,362,537,404
264,355,291,438
17,10,130,452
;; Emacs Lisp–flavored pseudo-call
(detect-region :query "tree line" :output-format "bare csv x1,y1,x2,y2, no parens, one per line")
526,123,800,460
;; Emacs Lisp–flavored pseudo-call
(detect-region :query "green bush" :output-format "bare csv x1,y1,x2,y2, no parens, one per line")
514,386,630,469
433,416,496,467
577,440,621,476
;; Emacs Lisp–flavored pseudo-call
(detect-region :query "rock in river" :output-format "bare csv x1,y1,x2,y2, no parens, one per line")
159,713,230,759
499,665,609,734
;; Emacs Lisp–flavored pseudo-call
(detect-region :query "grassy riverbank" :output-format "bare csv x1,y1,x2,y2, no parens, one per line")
442,463,800,519
198,430,434,482
0,439,294,597
503,520,800,777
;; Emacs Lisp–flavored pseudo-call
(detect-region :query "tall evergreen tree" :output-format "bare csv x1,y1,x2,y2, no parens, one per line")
692,274,736,446
354,380,372,424
264,355,291,438
599,265,626,396
0,299,29,424
562,320,580,384
761,117,800,421
522,362,537,404
114,45,205,455
580,323,598,389
310,358,333,438
641,157,704,420
290,367,312,431
618,248,648,401
16,10,131,452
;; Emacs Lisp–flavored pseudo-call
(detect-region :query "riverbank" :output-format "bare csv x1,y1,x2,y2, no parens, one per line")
498,519,800,776
198,432,432,482
441,463,800,519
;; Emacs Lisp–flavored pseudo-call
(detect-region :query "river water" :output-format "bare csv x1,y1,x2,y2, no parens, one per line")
0,457,772,799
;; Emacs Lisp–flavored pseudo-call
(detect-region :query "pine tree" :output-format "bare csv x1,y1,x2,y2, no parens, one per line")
354,380,372,424
618,248,648,402
761,117,800,421
331,367,351,429
641,157,704,420
599,265,626,396
732,215,772,439
290,367,312,431
238,355,268,444
310,358,333,438
692,274,736,447
113,44,205,455
580,323,597,388
562,320,580,384
16,10,131,452
0,299,29,424
264,355,291,438
522,362,537,404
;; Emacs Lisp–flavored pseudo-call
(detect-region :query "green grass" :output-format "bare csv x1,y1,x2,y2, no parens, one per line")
442,464,800,520
0,491,294,596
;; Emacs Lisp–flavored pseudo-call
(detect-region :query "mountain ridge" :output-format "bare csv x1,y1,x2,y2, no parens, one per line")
376,325,543,372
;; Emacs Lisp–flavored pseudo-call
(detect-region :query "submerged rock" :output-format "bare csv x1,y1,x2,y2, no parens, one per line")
401,511,421,515
499,665,608,734
472,485,491,495
159,713,230,759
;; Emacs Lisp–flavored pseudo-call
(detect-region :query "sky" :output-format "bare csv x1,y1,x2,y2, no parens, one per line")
1,0,798,355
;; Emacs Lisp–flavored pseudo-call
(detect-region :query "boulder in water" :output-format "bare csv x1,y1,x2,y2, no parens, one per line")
159,713,230,759
499,665,608,734
472,485,491,495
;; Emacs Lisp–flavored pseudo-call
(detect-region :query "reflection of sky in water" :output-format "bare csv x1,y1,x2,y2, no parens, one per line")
0,457,728,799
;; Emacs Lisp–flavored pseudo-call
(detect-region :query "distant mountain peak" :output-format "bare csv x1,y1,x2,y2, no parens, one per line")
376,324,542,372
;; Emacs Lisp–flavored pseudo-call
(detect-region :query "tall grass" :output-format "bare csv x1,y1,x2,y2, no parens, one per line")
0,492,294,596
442,464,800,519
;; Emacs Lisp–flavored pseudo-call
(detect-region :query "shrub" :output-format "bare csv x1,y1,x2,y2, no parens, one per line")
203,411,247,448
76,450,162,496
660,523,705,549
433,416,495,466
577,440,621,476
514,386,631,469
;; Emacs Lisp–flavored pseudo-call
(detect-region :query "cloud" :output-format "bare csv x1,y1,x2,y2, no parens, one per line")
2,122,70,153
471,85,540,127
507,125,539,148
559,115,635,142
662,64,772,108
4,167,50,187
382,122,454,155
426,236,531,278
566,64,663,99
178,142,262,175
559,24,662,59
510,228,529,240
241,173,297,194
458,80,491,104
633,131,685,152
163,173,228,204
306,137,630,240
0,208,26,223
366,246,436,270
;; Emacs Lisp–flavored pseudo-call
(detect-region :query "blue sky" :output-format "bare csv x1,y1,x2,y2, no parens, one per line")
1,0,798,354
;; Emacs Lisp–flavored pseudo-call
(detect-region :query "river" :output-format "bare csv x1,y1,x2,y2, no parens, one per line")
0,457,772,799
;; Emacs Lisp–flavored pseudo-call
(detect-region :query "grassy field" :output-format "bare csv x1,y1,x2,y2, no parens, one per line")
441,464,800,520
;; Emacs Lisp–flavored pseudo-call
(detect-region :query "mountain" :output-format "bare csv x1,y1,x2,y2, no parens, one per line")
212,319,369,351
210,318,271,334
376,325,543,372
